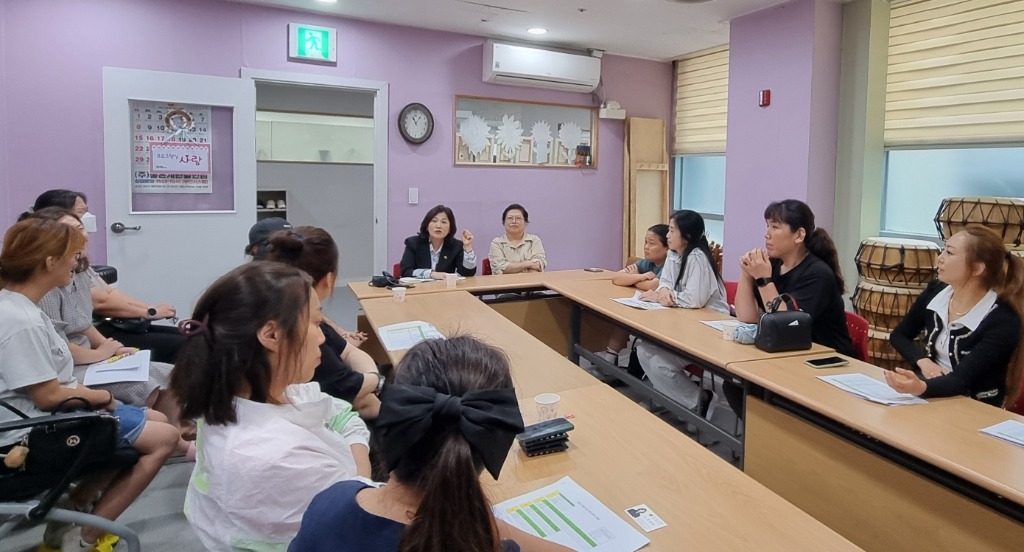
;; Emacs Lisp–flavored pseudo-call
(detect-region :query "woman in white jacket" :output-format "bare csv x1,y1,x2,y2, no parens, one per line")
636,210,729,417
169,262,371,551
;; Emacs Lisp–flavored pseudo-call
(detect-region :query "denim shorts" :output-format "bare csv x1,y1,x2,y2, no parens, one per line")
113,404,147,448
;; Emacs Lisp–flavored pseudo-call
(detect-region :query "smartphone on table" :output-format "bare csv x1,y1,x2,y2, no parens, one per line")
804,356,850,369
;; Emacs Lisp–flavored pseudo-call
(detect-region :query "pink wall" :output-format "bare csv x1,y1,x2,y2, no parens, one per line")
722,0,843,279
0,0,672,270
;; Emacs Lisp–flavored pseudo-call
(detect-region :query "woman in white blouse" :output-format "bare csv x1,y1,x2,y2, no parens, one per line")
636,210,729,417
488,204,547,275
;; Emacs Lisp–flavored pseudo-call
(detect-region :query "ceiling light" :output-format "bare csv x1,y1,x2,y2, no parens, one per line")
527,28,548,35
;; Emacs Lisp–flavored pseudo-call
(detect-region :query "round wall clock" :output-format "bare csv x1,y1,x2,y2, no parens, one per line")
398,103,434,144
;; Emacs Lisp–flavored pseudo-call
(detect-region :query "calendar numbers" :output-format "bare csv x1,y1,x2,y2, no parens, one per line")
130,101,213,194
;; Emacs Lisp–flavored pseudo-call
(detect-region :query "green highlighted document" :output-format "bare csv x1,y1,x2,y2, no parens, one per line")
493,477,649,552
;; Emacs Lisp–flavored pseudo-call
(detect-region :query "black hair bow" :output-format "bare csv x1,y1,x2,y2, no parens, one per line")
377,385,524,479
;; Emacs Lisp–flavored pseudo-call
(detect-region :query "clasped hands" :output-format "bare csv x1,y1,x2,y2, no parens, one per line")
739,248,773,279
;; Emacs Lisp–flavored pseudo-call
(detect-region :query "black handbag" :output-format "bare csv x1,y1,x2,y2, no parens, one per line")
369,271,402,288
755,294,813,353
0,397,118,474
100,317,152,334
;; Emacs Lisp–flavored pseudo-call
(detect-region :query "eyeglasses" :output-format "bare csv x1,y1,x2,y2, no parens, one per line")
505,216,525,222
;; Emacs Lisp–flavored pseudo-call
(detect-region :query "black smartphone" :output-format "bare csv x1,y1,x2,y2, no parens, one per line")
804,356,850,369
584,267,604,272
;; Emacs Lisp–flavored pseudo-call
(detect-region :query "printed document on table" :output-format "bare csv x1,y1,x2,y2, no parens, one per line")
493,476,649,552
818,373,928,406
83,350,152,386
378,321,445,352
980,420,1024,447
700,320,734,331
612,291,669,311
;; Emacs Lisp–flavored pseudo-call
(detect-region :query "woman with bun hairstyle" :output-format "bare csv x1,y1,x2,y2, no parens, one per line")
886,226,1024,408
291,336,567,552
400,205,477,278
266,227,383,418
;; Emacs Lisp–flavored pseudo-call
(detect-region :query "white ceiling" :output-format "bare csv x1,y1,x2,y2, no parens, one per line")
228,0,798,61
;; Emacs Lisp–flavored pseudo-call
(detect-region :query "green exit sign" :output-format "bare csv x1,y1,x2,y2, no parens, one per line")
288,23,337,63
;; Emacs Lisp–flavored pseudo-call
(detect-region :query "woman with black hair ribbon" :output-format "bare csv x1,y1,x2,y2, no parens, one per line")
291,336,568,552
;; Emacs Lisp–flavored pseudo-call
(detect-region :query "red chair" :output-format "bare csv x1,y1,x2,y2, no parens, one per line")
845,311,869,362
392,262,401,278
724,280,738,306
482,258,492,275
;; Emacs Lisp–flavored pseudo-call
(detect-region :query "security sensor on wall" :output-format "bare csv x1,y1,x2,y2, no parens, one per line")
599,100,626,120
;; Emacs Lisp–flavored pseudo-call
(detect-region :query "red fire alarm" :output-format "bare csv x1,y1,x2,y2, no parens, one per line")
759,89,771,107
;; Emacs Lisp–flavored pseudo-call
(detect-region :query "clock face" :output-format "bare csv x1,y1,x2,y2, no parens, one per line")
399,103,433,144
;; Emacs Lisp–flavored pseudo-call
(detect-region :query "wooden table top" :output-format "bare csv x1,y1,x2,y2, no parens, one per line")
359,291,598,399
487,384,860,551
545,278,832,368
728,355,1024,506
348,269,615,300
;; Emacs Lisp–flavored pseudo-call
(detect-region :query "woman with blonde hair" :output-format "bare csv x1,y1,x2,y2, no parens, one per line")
887,225,1024,409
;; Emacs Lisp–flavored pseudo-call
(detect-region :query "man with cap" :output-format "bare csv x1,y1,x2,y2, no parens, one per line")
245,217,292,260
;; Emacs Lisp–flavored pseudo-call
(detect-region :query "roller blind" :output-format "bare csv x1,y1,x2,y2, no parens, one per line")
885,0,1024,146
673,46,729,155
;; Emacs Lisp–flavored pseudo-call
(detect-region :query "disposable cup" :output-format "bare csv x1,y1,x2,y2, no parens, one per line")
392,287,407,303
722,320,741,341
534,393,561,421
445,273,458,288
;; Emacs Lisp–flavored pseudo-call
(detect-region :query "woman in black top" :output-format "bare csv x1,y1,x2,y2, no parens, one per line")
400,205,478,278
266,227,383,418
886,226,1024,409
735,199,854,356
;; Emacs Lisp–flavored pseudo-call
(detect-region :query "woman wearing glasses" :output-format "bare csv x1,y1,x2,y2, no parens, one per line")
488,204,547,275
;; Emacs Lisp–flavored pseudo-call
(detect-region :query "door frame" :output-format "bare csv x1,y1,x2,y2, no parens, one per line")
241,68,389,277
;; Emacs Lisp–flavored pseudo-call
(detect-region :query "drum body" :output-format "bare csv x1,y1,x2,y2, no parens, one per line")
934,196,1024,244
852,282,924,331
867,329,913,371
855,238,939,289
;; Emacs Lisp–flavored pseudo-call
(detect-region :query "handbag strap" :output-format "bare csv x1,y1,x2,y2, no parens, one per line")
767,293,800,313
53,396,92,412
0,398,30,419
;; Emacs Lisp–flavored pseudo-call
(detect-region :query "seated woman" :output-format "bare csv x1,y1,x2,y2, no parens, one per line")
885,226,1024,409
634,211,729,416
21,189,185,363
29,207,184,433
400,205,477,278
599,224,670,365
0,218,180,551
265,227,383,418
170,262,371,551
291,336,568,552
488,204,547,275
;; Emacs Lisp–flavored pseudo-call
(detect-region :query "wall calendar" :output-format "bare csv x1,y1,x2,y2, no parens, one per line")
131,101,212,193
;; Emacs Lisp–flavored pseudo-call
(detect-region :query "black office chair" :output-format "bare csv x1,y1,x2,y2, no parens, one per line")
0,409,141,551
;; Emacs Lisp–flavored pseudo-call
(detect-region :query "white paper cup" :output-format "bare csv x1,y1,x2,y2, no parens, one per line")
534,393,561,421
721,320,741,341
392,287,407,303
445,273,458,288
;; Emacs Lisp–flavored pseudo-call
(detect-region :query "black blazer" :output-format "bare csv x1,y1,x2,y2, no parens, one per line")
890,280,1020,406
400,235,477,278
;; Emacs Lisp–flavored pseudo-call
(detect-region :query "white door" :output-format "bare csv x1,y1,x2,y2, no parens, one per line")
103,67,256,319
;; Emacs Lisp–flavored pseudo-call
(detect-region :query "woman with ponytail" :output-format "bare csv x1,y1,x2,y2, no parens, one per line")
291,336,568,552
886,226,1024,409
169,262,371,551
634,210,729,418
734,199,855,356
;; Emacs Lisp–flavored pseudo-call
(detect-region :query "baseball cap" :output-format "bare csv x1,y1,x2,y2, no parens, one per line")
246,217,292,259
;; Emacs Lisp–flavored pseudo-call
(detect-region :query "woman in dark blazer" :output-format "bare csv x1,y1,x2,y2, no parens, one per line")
400,204,478,278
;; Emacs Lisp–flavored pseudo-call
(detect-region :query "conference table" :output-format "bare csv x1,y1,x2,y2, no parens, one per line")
730,355,1024,552
348,268,615,301
358,290,860,551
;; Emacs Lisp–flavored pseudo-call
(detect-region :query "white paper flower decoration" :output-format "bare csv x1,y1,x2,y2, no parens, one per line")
460,115,492,159
495,114,524,159
558,122,583,165
531,121,552,163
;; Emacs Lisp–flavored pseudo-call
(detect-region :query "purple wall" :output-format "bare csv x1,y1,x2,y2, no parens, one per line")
722,0,843,279
0,0,672,270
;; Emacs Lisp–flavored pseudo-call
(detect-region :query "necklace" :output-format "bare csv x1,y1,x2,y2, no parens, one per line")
949,292,979,317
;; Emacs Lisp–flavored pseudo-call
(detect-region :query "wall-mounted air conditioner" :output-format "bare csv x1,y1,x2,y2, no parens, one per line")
483,40,601,93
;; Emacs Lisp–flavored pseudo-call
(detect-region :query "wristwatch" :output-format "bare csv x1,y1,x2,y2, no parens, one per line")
370,371,385,396
754,277,773,288
146,307,158,318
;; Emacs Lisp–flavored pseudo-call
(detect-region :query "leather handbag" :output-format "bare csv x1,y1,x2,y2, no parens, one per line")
754,294,813,353
369,271,402,288
0,397,118,474
101,317,152,334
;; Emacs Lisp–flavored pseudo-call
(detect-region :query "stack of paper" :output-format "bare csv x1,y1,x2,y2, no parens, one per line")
493,477,649,552
980,420,1024,447
83,350,152,386
817,373,928,406
378,320,445,352
612,291,669,311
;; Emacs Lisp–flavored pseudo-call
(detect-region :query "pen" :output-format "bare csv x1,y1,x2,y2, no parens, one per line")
103,352,132,364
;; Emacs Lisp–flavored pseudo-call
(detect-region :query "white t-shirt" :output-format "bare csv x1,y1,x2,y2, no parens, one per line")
0,289,79,446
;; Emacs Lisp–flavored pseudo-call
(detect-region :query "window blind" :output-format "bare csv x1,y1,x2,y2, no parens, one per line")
886,0,1024,146
674,46,729,155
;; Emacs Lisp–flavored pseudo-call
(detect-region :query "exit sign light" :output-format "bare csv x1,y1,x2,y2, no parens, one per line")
288,23,337,63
